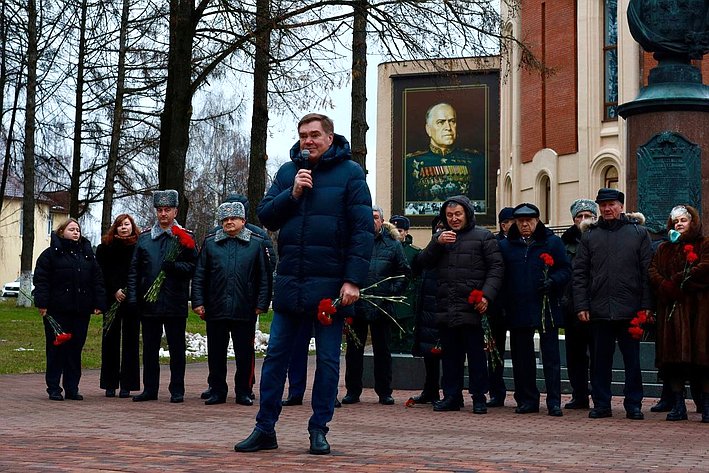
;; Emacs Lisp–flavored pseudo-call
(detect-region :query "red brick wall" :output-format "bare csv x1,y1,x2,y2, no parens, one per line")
641,51,709,86
520,0,578,164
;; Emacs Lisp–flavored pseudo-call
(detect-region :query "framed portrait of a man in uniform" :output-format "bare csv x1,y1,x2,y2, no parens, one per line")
391,71,500,227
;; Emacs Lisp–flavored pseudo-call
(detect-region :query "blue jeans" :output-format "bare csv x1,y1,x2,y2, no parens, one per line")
256,310,343,434
286,320,313,398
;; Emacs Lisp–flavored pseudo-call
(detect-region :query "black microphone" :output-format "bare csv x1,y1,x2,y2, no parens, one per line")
300,149,310,169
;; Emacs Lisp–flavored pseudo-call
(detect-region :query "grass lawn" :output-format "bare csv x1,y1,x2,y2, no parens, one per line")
0,298,273,375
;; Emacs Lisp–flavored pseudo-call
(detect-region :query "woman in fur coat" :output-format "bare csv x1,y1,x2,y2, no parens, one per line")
649,204,709,422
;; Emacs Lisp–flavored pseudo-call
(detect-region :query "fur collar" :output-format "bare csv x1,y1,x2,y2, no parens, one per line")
214,227,252,243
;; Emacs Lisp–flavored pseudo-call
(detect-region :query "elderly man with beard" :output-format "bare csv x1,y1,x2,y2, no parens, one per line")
499,203,571,416
417,195,504,414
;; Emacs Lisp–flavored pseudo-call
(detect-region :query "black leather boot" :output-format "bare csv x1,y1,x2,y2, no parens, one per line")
408,391,440,405
666,392,688,421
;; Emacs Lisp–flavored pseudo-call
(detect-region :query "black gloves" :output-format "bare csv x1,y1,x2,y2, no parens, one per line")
162,261,176,272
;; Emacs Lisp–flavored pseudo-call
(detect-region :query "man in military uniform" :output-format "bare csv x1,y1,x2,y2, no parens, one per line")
404,103,486,212
127,189,198,403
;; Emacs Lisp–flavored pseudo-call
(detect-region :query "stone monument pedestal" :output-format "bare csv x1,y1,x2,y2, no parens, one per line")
624,111,709,232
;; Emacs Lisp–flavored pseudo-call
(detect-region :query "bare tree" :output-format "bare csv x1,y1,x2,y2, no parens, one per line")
100,0,130,233
18,0,38,308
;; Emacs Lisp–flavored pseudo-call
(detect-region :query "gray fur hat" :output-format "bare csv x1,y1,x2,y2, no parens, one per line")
153,189,179,208
217,201,245,221
570,199,598,218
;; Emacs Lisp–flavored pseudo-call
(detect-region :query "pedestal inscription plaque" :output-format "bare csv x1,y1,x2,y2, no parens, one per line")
637,131,701,233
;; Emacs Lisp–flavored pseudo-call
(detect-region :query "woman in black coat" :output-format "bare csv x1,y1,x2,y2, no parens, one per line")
96,214,141,398
33,218,105,401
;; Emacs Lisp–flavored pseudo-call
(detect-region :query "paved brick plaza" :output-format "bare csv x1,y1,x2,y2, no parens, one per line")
1,357,708,472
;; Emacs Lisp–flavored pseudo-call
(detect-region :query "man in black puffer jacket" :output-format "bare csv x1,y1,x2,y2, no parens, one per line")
126,190,198,404
573,188,653,420
192,201,271,407
342,206,410,406
418,195,504,414
235,113,374,455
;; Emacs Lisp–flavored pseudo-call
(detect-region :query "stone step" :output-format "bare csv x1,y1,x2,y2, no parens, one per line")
363,341,666,398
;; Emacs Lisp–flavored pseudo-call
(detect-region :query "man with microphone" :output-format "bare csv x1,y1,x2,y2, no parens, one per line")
234,113,374,455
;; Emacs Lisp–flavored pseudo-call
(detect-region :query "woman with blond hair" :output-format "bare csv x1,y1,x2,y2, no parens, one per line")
96,214,141,398
34,218,105,401
649,205,709,422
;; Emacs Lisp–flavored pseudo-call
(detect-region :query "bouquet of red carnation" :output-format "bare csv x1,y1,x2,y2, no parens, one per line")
469,289,502,370
45,315,73,346
316,275,409,336
317,299,363,348
538,252,555,333
144,226,195,302
628,310,651,341
667,244,699,321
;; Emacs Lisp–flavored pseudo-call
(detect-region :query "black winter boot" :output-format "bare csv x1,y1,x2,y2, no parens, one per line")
666,391,688,421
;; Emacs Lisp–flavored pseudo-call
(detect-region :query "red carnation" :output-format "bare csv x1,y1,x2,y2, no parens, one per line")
172,226,196,250
687,252,699,263
683,244,694,254
53,332,72,346
317,298,338,326
430,340,442,355
345,317,353,325
634,311,647,325
628,326,644,340
468,289,484,305
540,253,554,266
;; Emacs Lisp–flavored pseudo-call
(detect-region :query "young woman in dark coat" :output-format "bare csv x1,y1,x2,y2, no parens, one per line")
96,214,141,398
33,218,106,401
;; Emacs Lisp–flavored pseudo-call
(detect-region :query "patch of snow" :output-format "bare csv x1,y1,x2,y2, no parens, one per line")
14,347,35,351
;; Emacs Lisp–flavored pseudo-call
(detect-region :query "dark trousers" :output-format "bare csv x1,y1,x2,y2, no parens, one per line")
589,320,643,410
100,307,140,391
44,313,90,396
439,325,488,400
564,319,592,400
488,315,507,399
422,354,441,396
141,317,186,396
510,327,561,408
286,320,313,398
345,317,392,397
206,319,255,397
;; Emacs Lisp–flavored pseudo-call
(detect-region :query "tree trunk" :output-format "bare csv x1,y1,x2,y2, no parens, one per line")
246,0,271,224
100,0,129,234
158,0,194,224
19,0,37,308
0,75,22,219
350,0,368,172
69,0,88,218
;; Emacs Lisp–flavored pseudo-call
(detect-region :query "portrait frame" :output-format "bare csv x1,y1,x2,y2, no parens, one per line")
391,70,500,228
